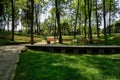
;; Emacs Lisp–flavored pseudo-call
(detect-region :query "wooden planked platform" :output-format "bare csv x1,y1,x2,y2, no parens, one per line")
26,44,120,54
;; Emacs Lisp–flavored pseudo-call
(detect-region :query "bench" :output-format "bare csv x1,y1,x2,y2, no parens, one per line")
47,38,56,44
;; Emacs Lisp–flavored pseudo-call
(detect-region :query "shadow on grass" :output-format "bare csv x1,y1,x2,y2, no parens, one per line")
82,55,120,79
15,50,120,80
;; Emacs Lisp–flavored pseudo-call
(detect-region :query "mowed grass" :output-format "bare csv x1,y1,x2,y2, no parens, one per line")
0,31,42,44
14,35,42,42
15,50,120,80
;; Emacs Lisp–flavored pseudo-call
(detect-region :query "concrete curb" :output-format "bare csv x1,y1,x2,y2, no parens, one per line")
9,46,26,80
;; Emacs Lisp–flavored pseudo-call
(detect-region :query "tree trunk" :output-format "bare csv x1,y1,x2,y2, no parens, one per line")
84,0,87,38
54,15,57,38
78,14,81,35
55,0,62,43
35,4,39,35
103,0,107,45
95,0,100,38
74,0,79,39
88,0,93,44
108,0,112,35
31,0,34,44
7,16,10,31
11,0,15,42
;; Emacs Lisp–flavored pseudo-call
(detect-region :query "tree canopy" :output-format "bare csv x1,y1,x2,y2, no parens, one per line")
0,0,120,44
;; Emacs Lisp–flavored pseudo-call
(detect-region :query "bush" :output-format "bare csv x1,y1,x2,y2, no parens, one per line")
113,35,120,41
0,31,12,39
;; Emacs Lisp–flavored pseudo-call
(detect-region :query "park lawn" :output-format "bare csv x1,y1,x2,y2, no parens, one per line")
14,32,42,42
15,50,120,80
0,31,42,44
14,35,42,42
62,34,120,45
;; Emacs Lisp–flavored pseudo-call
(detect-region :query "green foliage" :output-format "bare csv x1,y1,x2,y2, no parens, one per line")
15,50,120,80
111,20,120,33
0,39,11,45
106,0,118,12
61,22,70,35
0,0,119,44
0,31,12,39
113,34,120,41
0,31,12,35
0,31,12,44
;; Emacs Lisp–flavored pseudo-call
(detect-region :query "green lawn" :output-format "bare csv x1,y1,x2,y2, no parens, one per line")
62,34,120,45
1,31,120,45
0,31,42,45
15,50,120,80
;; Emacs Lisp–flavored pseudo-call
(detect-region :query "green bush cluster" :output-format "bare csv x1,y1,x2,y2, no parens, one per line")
113,35,120,41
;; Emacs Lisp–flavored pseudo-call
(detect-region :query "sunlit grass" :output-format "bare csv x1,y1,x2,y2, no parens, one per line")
0,31,42,44
15,50,120,80
62,34,120,45
14,35,42,42
0,31,120,45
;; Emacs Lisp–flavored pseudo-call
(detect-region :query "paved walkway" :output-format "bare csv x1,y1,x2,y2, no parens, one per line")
0,45,25,80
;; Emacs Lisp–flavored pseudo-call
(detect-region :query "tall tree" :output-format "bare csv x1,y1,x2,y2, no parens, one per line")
5,0,11,31
11,0,15,42
74,0,79,39
0,0,5,31
87,0,93,44
103,0,107,45
0,0,4,17
95,0,100,38
55,0,62,43
31,0,34,44
108,0,112,35
35,4,40,35
105,0,118,35
84,0,87,38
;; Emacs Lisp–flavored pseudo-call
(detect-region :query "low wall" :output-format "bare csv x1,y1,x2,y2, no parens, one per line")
26,45,120,54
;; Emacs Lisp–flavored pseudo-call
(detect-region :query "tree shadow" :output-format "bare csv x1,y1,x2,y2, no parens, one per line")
15,50,120,80
81,55,120,79
15,50,85,80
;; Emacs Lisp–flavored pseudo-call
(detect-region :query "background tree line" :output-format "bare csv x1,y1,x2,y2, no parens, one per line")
0,0,120,44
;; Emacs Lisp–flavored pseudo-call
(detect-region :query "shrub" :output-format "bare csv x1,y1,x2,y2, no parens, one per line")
113,35,120,41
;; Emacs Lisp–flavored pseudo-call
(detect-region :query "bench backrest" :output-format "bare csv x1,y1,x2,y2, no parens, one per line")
47,38,56,41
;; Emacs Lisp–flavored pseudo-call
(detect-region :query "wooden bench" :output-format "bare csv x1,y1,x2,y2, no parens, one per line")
47,38,56,44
